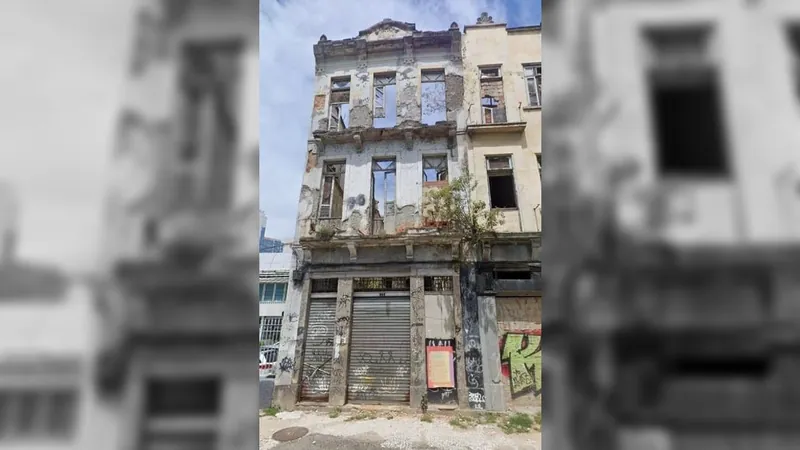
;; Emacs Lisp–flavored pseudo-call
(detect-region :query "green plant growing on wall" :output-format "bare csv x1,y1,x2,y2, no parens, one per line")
422,171,503,260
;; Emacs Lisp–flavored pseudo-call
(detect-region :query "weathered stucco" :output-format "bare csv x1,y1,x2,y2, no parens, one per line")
296,138,460,239
462,25,542,233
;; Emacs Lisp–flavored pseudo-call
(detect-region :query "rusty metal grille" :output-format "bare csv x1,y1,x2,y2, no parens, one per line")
353,277,410,292
311,278,338,293
299,299,336,402
424,276,453,293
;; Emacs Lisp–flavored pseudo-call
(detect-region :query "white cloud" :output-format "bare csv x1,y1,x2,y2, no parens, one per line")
259,0,508,241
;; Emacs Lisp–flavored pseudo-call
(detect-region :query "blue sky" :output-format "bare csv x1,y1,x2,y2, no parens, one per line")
260,0,541,241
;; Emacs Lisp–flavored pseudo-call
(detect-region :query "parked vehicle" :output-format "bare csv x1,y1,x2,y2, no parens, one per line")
259,344,279,378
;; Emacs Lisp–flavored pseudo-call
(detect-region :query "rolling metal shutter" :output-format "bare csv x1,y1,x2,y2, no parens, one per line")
347,295,411,403
299,298,336,401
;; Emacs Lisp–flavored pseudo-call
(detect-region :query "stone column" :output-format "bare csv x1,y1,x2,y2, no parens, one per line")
478,295,506,411
452,270,469,409
410,276,427,410
273,277,311,410
329,278,353,406
396,36,421,125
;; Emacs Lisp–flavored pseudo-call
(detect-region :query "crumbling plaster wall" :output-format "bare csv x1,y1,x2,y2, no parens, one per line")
461,25,542,233
311,48,464,132
298,42,466,239
296,139,461,238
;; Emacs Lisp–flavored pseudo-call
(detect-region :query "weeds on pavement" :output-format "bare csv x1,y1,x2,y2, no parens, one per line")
499,413,533,434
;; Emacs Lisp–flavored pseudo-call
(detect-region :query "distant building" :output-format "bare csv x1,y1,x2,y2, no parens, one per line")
260,237,284,253
259,211,284,252
259,248,291,348
0,183,115,449
260,210,267,243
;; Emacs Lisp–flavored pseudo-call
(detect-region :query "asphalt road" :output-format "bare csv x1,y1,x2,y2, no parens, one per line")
260,377,275,410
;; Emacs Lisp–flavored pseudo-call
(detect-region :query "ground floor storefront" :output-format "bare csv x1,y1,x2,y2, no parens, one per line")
272,234,542,413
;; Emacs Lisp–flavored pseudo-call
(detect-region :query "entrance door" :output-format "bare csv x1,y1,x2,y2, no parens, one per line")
299,298,336,401
347,294,411,403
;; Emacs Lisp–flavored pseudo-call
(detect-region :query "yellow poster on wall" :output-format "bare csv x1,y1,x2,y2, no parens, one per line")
426,346,455,389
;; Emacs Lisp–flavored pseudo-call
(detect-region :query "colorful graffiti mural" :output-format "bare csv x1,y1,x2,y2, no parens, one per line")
500,329,542,398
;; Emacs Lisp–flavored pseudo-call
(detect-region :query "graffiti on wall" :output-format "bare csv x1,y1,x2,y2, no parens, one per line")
426,338,457,404
500,329,542,398
461,266,486,410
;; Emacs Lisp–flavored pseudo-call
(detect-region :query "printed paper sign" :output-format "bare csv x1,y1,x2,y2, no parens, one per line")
426,346,455,388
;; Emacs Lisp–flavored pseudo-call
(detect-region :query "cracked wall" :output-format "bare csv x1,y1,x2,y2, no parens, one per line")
273,275,310,410
296,139,461,239
311,46,465,133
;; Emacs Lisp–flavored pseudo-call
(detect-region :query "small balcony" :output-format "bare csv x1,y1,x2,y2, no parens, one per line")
312,121,456,152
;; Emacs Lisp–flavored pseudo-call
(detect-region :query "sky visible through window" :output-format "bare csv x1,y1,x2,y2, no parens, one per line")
260,0,541,242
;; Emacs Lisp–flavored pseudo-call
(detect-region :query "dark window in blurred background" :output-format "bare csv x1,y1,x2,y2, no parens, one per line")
645,25,730,177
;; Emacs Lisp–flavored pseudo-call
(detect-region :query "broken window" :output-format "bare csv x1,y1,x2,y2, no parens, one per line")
535,154,543,183
421,69,446,125
480,67,500,78
373,74,396,128
479,66,506,124
481,96,498,124
422,155,448,183
329,77,350,131
486,156,517,209
495,270,531,280
371,159,396,234
645,26,729,177
524,64,542,107
318,161,346,219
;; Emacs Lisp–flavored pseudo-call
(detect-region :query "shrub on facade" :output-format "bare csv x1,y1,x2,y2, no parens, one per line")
422,172,503,259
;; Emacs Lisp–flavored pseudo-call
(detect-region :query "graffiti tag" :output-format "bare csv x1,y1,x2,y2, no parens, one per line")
278,356,294,373
500,329,542,398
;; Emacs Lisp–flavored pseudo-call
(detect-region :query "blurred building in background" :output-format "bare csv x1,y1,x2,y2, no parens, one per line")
545,1,800,449
94,0,259,449
272,14,542,415
0,183,117,449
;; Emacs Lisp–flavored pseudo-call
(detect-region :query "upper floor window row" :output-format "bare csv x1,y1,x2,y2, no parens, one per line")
326,69,448,130
259,282,287,303
479,63,542,124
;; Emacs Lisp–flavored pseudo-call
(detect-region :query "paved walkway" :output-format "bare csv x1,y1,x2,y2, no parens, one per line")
260,409,540,450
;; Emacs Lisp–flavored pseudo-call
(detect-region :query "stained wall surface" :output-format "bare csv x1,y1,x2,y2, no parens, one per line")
461,24,542,233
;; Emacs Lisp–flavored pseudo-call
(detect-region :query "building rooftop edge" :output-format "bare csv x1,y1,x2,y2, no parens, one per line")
463,23,541,33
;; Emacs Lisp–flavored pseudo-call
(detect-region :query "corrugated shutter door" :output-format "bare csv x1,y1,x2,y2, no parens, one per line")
299,298,336,401
347,296,411,403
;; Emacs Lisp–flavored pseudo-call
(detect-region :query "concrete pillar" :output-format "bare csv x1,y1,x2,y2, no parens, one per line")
478,295,506,411
329,278,353,406
452,270,469,409
272,277,311,410
397,37,421,124
410,276,427,410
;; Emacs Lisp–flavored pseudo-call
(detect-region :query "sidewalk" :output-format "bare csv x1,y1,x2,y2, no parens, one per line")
259,408,540,450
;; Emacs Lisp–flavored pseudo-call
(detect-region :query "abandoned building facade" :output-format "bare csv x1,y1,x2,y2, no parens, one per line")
546,1,800,449
273,16,542,413
95,0,260,449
